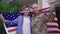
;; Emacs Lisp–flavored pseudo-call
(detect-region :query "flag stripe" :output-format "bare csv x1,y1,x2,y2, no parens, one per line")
47,25,58,27
8,28,16,32
48,31,60,33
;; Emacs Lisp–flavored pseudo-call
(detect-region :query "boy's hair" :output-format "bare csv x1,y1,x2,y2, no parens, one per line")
23,5,30,9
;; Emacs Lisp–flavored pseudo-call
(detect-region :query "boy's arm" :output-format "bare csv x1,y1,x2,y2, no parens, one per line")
0,14,7,22
0,14,20,26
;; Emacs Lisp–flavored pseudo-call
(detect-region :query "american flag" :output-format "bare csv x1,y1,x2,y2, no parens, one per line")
2,7,60,34
2,13,23,34
40,7,60,34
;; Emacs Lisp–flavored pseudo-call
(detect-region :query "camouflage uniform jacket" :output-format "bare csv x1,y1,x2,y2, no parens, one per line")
32,13,48,34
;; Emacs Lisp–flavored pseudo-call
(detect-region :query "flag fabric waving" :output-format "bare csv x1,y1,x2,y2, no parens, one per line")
2,13,21,34
2,7,60,34
40,7,60,34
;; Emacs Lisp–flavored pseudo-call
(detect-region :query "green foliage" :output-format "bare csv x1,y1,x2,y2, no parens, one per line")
0,20,3,27
10,6,18,13
0,2,18,13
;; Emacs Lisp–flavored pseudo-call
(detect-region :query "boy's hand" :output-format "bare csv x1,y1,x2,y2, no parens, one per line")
0,14,7,22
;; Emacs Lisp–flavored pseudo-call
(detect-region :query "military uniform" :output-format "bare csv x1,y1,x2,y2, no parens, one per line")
32,13,48,34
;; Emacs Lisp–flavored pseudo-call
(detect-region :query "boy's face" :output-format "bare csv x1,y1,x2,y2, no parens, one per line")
23,7,30,15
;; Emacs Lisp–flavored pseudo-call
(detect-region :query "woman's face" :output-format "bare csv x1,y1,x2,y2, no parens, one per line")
23,7,30,15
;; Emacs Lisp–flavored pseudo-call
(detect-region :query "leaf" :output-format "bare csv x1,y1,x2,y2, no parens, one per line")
10,6,18,13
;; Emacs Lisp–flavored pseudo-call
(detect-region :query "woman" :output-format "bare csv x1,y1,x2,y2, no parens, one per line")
0,5,32,34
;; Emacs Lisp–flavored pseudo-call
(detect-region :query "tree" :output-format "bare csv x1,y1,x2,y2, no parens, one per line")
10,0,37,11
0,2,18,13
